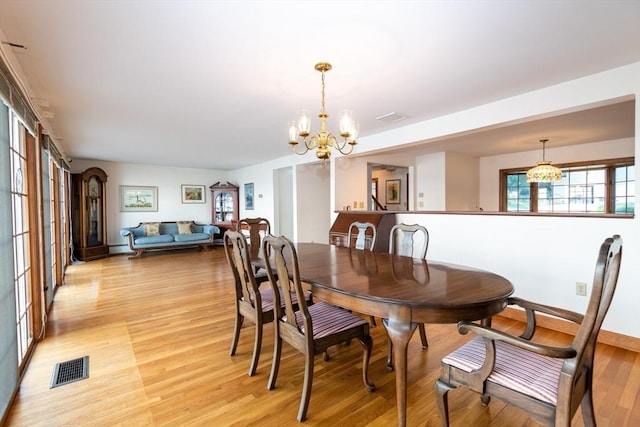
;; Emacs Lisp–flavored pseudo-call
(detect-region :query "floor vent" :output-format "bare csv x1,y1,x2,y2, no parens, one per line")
50,356,89,388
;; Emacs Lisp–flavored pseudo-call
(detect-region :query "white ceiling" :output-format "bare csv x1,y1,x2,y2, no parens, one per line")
0,1,638,170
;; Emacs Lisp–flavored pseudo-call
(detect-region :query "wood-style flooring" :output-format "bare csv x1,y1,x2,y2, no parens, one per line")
5,248,640,426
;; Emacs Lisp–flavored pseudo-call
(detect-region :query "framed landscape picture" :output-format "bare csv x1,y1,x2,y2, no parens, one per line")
120,186,158,212
245,183,254,210
181,184,205,204
386,179,400,204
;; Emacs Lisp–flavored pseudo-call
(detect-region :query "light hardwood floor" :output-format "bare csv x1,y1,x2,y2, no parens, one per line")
5,248,640,426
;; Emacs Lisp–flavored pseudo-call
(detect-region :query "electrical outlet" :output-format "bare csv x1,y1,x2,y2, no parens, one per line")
576,282,587,296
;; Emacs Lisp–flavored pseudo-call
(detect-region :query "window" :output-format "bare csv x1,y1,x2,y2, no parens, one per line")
10,111,34,366
501,158,634,215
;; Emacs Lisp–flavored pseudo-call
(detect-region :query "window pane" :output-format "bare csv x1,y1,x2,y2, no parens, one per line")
587,169,605,184
505,172,530,212
570,170,587,185
538,199,552,212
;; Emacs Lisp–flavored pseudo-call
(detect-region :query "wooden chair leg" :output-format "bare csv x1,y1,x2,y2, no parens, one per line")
386,335,394,372
297,351,315,422
480,394,491,406
229,310,243,356
369,315,377,327
435,379,455,427
359,335,376,391
248,318,263,377
267,335,282,391
581,387,596,427
418,323,428,348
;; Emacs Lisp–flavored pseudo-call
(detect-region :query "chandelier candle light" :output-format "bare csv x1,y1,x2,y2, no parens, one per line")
526,138,563,183
288,62,359,161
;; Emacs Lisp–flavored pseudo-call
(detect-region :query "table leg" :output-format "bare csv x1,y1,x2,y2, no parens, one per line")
383,317,417,427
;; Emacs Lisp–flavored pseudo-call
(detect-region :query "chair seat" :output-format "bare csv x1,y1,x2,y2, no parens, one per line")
254,287,298,312
290,302,368,339
442,336,564,405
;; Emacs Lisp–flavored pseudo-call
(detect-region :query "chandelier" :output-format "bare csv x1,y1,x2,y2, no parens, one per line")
526,138,563,183
288,62,359,161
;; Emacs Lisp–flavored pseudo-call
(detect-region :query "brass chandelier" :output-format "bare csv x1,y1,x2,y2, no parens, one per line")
526,138,563,183
288,62,359,161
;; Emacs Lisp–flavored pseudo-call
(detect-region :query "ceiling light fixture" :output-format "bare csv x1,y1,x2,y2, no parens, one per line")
288,62,358,161
526,138,563,183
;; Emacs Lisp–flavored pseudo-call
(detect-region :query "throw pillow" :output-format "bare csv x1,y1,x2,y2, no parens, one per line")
177,221,193,234
144,222,160,236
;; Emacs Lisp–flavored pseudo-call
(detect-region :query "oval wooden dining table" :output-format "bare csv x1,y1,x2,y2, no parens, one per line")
290,243,514,427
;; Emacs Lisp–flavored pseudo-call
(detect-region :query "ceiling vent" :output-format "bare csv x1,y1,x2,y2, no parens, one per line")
376,112,408,123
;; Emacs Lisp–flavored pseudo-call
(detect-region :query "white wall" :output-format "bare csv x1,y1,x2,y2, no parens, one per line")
71,159,229,254
274,167,293,238
335,156,369,210
445,152,479,211
397,212,636,338
416,152,446,210
296,163,330,243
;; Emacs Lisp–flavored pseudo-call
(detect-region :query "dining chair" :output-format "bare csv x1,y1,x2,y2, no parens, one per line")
237,217,271,278
237,217,271,260
347,221,377,251
435,234,623,427
347,221,378,327
262,234,376,422
384,223,430,370
224,230,305,377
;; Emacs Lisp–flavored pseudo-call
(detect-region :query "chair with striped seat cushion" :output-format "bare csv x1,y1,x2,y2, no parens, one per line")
263,234,376,422
435,235,622,427
224,230,307,377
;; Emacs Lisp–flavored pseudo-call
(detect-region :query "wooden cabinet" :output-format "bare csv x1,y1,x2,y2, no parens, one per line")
71,167,109,261
329,211,396,252
210,181,239,229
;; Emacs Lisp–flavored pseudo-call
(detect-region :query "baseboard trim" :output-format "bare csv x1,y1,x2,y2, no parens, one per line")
498,307,640,354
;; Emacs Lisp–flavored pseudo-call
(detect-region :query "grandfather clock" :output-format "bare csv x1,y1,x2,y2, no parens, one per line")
71,167,109,260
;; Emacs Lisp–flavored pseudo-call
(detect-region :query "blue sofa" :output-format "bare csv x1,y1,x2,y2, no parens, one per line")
120,221,219,258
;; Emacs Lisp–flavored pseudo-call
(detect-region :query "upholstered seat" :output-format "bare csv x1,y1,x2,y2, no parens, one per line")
442,336,564,405
435,234,623,427
292,302,369,339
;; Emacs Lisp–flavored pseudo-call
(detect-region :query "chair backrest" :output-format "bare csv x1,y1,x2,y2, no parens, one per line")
389,223,429,258
347,221,377,251
262,235,312,337
563,235,622,391
237,217,271,260
223,230,261,309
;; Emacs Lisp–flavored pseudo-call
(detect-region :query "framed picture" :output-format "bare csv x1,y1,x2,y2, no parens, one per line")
181,184,205,204
386,179,401,204
120,186,158,212
245,183,254,210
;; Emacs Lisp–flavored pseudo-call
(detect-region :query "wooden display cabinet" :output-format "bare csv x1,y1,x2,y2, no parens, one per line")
71,167,109,260
210,181,239,230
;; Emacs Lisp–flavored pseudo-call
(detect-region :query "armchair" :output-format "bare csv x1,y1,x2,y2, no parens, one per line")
434,235,622,426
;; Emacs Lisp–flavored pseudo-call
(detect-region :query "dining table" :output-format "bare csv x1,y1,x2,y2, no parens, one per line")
289,242,514,427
